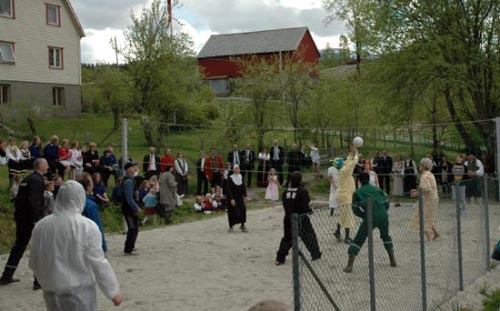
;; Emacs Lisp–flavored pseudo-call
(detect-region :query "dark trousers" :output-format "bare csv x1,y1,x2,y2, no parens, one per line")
210,172,222,188
379,174,391,194
47,160,66,179
123,214,139,253
196,173,208,195
276,215,321,263
271,160,283,185
1,222,34,280
144,170,159,181
348,215,393,256
241,164,253,187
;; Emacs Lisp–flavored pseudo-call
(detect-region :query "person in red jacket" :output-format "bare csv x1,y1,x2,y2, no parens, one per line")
205,148,224,190
159,148,175,173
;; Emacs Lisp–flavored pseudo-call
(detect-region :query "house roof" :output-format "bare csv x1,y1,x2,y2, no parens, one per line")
197,27,317,59
63,0,85,37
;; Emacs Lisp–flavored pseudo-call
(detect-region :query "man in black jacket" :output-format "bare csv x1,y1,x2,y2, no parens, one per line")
378,150,393,194
142,147,160,180
285,143,302,187
227,144,241,169
0,158,48,288
270,140,285,185
196,150,209,195
241,143,255,187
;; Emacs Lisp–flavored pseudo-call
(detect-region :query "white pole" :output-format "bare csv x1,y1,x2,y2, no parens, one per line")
122,118,128,175
496,117,500,200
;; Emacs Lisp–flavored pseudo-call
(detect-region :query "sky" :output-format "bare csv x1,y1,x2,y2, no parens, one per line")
70,0,346,64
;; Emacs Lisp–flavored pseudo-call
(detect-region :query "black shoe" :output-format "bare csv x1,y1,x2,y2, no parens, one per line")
0,277,20,286
33,282,41,291
275,260,285,266
334,231,342,242
312,253,322,261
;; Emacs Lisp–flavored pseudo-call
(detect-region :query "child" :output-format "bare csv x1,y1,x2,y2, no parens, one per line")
202,193,214,214
265,168,279,201
194,195,204,212
9,175,22,202
138,180,150,205
52,174,63,199
111,177,124,205
43,180,55,216
212,192,226,211
92,172,110,207
141,187,158,226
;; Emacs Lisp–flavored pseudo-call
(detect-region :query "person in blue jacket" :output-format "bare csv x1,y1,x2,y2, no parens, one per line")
77,173,107,253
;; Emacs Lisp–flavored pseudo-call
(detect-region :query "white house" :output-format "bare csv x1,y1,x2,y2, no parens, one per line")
0,0,85,119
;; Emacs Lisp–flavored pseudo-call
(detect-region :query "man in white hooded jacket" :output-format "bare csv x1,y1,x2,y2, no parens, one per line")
29,180,122,310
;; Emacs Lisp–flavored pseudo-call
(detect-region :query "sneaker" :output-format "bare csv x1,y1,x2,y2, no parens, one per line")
33,282,41,291
275,260,285,266
334,231,342,242
124,251,139,256
0,277,20,286
344,238,352,245
240,225,248,233
311,253,322,261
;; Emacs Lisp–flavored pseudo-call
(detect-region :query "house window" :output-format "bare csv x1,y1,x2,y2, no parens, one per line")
52,87,64,107
48,47,63,69
46,4,60,26
0,85,10,104
0,41,15,63
0,0,13,18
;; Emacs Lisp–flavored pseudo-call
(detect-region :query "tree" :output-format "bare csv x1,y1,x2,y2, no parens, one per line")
121,0,197,147
233,55,280,149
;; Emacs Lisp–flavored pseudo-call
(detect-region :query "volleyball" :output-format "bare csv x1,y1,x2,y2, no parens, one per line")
353,136,364,148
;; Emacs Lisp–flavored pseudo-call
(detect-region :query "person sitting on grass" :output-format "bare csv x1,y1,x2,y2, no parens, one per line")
212,192,226,212
194,195,204,213
344,172,397,273
202,193,214,214
141,187,158,226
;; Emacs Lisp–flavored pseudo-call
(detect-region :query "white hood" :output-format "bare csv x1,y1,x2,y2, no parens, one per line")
53,180,86,215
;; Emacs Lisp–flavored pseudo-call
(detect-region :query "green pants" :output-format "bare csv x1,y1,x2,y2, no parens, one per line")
348,213,393,256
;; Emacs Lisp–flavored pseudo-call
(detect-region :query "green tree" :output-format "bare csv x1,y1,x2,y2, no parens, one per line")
121,0,197,147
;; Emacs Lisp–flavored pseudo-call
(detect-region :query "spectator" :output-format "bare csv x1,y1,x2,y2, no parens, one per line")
52,174,63,199
285,143,301,187
194,195,203,212
227,143,241,169
270,140,285,185
0,158,48,288
174,152,189,196
121,162,141,255
241,143,255,187
265,168,279,202
9,175,22,201
205,148,224,189
371,150,381,174
392,152,404,197
196,150,209,195
452,154,468,212
159,148,175,173
29,136,42,160
69,140,83,179
378,150,392,193
440,156,453,198
159,163,177,224
143,147,160,180
83,142,100,175
310,143,321,180
202,193,214,214
141,187,158,226
100,149,118,188
257,147,270,187
403,153,418,197
0,139,7,166
6,137,22,172
44,136,64,178
28,180,122,309
464,151,484,205
78,174,108,253
359,161,379,188
212,192,225,211
92,172,110,207
57,139,72,178
43,180,55,215
111,177,124,205
19,140,33,170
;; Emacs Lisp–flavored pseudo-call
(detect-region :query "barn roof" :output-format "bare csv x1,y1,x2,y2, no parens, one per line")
197,27,316,59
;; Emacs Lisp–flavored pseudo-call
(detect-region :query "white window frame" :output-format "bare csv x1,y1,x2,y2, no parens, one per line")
52,87,64,107
0,41,15,63
0,84,10,105
48,47,63,69
0,0,14,18
46,4,60,26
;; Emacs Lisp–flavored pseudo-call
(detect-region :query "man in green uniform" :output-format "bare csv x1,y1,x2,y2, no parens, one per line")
344,172,397,273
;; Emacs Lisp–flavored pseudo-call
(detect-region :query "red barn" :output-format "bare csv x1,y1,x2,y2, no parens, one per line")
197,27,320,95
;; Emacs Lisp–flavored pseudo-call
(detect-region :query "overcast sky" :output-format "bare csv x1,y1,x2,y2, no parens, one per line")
71,0,346,64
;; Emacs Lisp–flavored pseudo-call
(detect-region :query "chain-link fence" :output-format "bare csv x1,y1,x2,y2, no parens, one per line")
292,173,498,311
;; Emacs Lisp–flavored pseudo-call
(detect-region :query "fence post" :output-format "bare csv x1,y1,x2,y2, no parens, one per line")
418,188,427,311
292,214,301,311
121,118,128,175
483,173,491,271
367,198,376,311
455,180,464,291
